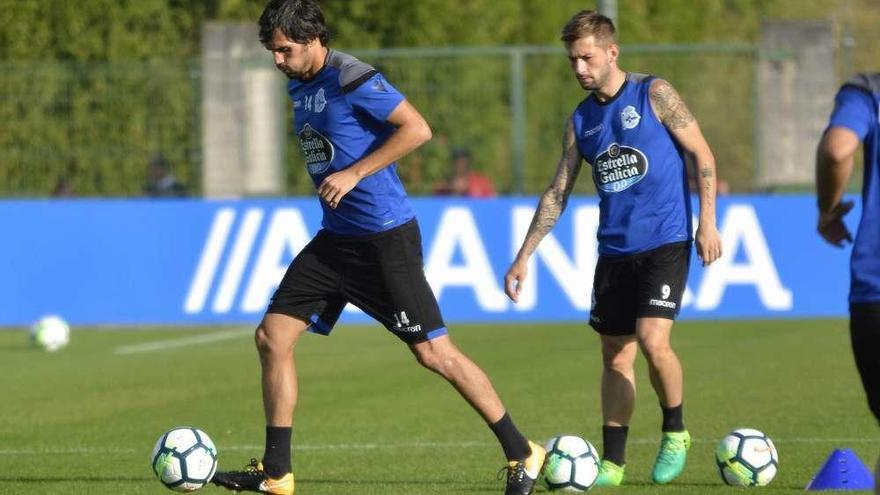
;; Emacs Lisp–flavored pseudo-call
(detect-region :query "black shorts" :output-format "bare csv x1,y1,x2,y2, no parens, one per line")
267,219,446,344
589,241,691,336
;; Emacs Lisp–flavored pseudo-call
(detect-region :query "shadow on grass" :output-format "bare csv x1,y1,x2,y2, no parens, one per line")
622,480,807,490
299,477,501,491
0,476,150,483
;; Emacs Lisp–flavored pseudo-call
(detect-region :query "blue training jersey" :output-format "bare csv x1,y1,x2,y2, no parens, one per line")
572,73,693,256
827,73,880,304
288,49,415,235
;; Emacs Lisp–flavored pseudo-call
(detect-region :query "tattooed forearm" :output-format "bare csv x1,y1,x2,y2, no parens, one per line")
650,80,695,130
535,189,565,232
700,166,713,193
519,186,566,255
517,119,582,257
700,169,715,194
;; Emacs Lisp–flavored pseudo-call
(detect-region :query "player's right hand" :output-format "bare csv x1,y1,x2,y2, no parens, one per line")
504,259,528,303
817,200,854,247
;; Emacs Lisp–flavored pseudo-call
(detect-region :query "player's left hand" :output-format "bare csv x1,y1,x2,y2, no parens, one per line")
817,201,854,247
318,169,361,209
695,223,722,266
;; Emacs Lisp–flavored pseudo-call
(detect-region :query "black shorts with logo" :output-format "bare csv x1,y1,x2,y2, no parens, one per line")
267,219,447,344
589,241,691,335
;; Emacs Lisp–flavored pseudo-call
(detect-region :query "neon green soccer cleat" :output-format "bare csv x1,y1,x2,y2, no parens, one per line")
594,459,626,486
651,430,691,484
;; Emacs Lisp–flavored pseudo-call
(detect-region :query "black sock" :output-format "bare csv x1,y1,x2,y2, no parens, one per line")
661,403,685,432
489,412,531,461
262,426,292,478
602,425,629,466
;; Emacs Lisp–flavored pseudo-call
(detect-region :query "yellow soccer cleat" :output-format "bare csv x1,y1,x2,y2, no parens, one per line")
501,440,547,495
212,459,294,495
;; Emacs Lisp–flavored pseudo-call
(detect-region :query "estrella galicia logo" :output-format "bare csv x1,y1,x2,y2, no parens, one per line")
298,124,335,175
593,142,648,192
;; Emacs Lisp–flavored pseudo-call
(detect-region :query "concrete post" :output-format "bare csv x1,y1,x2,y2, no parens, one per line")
201,22,284,197
757,20,836,189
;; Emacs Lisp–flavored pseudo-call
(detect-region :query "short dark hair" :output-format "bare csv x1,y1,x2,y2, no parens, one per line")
560,10,616,46
259,0,331,46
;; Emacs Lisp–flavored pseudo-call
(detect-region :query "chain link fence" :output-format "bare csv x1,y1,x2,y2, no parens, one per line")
0,60,200,197
0,33,873,197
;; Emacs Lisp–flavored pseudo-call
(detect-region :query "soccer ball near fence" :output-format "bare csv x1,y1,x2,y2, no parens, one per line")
29,315,70,352
715,428,778,486
542,435,600,492
151,427,218,492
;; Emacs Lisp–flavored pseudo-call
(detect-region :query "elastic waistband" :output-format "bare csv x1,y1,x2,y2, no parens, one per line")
319,218,417,243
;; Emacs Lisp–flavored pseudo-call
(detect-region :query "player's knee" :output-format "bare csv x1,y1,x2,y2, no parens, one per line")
638,336,672,361
412,343,458,377
254,323,292,356
601,341,635,370
254,325,272,352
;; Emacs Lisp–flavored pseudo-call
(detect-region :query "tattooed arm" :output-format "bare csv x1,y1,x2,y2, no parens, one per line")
649,78,722,266
505,117,583,302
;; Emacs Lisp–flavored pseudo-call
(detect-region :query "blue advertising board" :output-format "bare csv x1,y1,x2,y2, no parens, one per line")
0,196,855,326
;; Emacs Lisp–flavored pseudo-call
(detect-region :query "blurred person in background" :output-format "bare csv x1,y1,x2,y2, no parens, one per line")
505,9,721,487
211,1,545,494
815,72,880,495
433,147,497,197
51,176,74,198
145,154,187,197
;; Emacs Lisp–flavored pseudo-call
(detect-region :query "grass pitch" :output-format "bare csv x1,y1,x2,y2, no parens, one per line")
0,319,876,494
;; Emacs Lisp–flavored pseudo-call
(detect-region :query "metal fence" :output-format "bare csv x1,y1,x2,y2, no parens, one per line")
0,60,200,197
0,36,870,197
278,44,760,196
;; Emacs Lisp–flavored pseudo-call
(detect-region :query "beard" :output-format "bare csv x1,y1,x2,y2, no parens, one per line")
578,68,610,91
276,65,297,79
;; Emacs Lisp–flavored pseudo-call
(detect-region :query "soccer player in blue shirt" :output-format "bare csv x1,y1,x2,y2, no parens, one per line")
506,10,722,487
815,72,880,493
211,1,545,494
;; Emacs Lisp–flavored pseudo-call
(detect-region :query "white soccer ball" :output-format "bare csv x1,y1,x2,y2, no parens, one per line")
151,427,218,492
30,315,70,352
715,428,778,486
542,435,600,492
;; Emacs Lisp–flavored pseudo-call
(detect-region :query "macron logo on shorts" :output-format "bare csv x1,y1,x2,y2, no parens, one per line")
393,311,422,333
649,299,677,309
649,283,676,309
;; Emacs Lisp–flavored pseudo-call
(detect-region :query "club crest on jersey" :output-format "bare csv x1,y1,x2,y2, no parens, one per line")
621,105,641,130
372,77,388,92
593,142,649,192
313,88,327,113
298,124,335,175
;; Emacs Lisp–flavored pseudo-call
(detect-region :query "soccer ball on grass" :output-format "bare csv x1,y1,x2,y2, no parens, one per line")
715,428,778,486
151,427,218,492
542,435,600,492
30,315,70,352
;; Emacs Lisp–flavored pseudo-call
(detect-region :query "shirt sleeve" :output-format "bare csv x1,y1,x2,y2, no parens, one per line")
345,72,405,122
827,86,874,140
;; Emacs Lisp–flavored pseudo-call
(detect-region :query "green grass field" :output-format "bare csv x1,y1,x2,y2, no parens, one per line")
0,320,876,494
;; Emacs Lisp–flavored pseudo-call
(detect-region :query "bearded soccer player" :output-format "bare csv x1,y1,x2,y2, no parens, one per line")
210,1,545,494
505,10,722,487
815,72,880,495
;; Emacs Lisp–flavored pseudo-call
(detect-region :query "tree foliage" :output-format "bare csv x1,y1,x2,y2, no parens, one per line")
0,0,876,195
